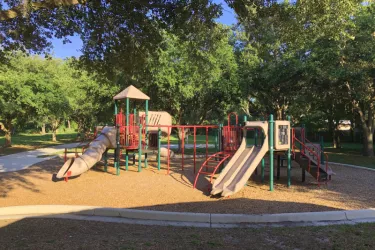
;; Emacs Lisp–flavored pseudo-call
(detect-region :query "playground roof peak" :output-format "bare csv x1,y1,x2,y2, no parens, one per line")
113,85,150,100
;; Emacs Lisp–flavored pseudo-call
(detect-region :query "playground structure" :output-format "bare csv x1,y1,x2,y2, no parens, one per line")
56,85,333,196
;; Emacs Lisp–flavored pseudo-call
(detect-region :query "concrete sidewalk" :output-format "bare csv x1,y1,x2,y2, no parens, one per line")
0,143,81,173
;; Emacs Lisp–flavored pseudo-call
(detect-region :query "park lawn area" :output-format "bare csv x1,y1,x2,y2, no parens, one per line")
0,218,374,249
323,142,375,169
0,132,78,156
161,134,218,144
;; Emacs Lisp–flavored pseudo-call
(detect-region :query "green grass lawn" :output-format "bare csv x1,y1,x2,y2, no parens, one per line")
0,132,78,156
1,218,374,250
322,142,375,169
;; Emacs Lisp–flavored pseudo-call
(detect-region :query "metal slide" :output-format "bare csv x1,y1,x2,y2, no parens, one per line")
211,121,269,197
56,126,117,179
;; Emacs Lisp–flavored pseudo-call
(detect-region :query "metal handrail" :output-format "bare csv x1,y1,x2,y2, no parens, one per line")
303,137,329,176
293,137,321,183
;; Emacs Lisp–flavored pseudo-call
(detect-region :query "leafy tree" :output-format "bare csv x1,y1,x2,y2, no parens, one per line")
340,4,375,156
142,25,239,150
0,0,222,78
233,3,305,120
60,59,120,133
0,53,45,146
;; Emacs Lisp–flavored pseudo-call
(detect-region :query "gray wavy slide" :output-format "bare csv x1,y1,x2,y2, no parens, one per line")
211,122,269,197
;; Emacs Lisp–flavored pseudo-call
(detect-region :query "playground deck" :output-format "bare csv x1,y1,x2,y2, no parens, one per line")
0,156,374,214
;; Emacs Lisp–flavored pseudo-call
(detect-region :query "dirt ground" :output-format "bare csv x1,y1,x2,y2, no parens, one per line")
0,154,374,214
0,218,374,250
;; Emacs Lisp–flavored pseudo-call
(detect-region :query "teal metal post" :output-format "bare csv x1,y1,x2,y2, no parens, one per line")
124,98,129,169
261,158,265,183
215,127,218,152
261,116,265,182
157,128,161,171
255,128,258,147
219,124,223,152
114,100,118,116
145,100,149,168
138,123,142,172
125,151,129,171
114,100,120,175
269,114,274,191
126,98,130,126
287,115,292,187
104,149,108,172
244,116,247,147
115,125,120,176
320,135,325,164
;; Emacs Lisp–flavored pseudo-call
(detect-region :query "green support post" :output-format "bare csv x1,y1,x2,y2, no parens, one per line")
138,123,142,172
125,151,129,171
269,114,274,191
287,115,292,187
104,149,108,172
126,98,130,126
145,100,149,168
244,116,247,147
157,128,161,171
126,98,130,148
219,124,223,152
215,128,218,152
261,116,265,183
255,128,258,147
114,100,120,176
277,155,281,180
115,125,120,176
261,158,265,183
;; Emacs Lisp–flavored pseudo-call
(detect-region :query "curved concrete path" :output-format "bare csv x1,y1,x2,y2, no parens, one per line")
0,143,80,173
328,162,375,172
0,205,374,228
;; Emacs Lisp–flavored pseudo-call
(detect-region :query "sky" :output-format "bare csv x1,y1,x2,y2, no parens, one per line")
50,0,237,58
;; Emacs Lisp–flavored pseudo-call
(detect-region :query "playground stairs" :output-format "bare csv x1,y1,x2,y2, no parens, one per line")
193,152,231,190
293,152,329,182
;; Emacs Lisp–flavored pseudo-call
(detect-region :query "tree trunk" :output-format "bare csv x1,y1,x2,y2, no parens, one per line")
0,121,12,147
52,129,57,142
333,130,341,149
362,127,374,157
177,127,189,153
276,107,283,120
4,131,12,147
67,120,71,129
41,123,46,135
350,116,355,142
333,118,341,148
51,120,59,142
328,119,337,148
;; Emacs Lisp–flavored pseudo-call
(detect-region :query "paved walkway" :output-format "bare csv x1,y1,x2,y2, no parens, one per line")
0,143,80,173
0,205,374,228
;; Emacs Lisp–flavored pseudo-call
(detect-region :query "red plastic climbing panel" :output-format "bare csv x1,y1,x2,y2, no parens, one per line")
193,152,231,189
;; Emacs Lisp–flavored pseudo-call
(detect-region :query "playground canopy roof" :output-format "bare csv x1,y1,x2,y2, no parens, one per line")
113,85,150,100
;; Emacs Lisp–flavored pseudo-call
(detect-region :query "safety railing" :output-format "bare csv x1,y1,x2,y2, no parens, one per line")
302,136,329,176
292,136,322,184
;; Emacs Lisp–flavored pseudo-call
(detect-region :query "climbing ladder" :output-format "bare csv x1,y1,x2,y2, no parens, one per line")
193,152,231,189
